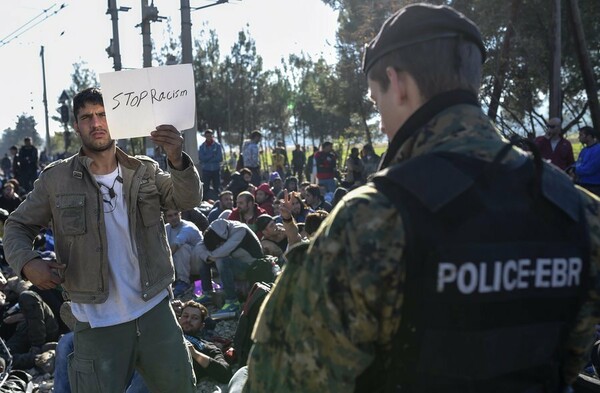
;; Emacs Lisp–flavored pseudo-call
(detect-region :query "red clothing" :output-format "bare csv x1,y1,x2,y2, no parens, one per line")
258,201,274,216
314,150,337,180
534,136,574,170
227,204,267,227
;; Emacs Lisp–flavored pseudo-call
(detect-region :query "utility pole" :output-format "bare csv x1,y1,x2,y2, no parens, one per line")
181,0,193,64
106,1,130,151
106,0,129,72
40,46,51,157
180,0,198,164
139,0,165,154
180,0,229,165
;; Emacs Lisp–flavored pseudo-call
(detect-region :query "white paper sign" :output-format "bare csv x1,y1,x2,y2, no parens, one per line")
99,64,195,139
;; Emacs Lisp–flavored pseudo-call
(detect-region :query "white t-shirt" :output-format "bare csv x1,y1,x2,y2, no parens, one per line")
71,164,166,328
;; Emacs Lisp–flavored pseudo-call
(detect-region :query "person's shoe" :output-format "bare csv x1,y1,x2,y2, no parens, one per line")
172,280,192,298
194,293,212,305
212,300,240,319
219,300,240,313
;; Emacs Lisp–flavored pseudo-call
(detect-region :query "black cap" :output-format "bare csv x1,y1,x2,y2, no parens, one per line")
256,214,274,233
362,3,486,75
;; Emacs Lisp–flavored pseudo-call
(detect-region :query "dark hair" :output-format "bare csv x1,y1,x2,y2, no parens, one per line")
219,190,233,202
332,187,348,207
306,184,321,199
203,228,225,251
368,38,482,100
237,191,255,205
580,126,600,139
322,141,333,149
73,88,104,121
182,300,208,321
305,210,329,236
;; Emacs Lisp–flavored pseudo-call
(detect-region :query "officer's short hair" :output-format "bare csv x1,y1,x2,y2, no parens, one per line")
364,4,484,100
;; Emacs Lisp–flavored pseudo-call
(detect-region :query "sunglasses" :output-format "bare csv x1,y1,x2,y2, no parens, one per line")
546,124,557,128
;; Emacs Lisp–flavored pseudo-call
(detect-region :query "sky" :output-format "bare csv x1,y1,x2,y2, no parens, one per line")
0,0,339,142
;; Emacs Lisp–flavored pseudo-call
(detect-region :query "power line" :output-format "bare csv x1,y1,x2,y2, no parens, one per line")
0,3,67,48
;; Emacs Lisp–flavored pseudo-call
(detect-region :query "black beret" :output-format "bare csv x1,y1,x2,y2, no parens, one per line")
362,3,486,74
256,214,275,233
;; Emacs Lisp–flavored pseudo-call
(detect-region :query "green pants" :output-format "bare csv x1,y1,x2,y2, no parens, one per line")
68,297,196,393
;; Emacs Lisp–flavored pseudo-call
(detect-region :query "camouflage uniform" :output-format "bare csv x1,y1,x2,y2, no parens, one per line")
244,102,600,392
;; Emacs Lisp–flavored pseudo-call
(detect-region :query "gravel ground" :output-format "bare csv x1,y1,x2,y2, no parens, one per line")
25,288,240,393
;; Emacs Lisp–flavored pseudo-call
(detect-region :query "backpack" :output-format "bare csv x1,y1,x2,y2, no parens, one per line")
232,282,272,366
245,255,280,286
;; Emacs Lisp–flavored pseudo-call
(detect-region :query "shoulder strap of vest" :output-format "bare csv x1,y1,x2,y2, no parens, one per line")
373,153,478,213
374,149,581,222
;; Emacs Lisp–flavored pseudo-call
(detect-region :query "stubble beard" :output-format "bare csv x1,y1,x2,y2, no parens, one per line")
84,138,115,153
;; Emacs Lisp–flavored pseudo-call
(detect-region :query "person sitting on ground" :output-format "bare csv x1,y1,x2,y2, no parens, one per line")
194,219,264,315
269,172,283,197
0,182,22,213
276,176,298,199
332,186,349,208
255,214,288,258
55,301,232,393
304,184,332,213
254,183,275,216
181,207,210,233
279,191,313,224
227,191,267,233
0,270,59,371
208,191,234,223
165,209,203,298
226,168,252,200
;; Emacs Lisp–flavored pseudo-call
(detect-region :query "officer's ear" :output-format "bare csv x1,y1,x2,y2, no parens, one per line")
386,66,408,107
387,67,424,113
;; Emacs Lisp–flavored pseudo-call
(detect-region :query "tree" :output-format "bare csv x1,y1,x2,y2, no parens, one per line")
0,115,43,158
226,28,265,149
566,0,600,131
52,62,99,155
261,68,292,147
193,26,228,136
322,0,600,140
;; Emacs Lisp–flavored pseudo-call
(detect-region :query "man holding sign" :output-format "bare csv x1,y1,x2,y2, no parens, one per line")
3,87,201,392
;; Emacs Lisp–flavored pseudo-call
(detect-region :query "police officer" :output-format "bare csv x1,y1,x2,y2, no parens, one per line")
241,3,600,393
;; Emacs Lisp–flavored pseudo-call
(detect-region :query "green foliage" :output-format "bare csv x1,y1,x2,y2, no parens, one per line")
0,115,43,156
43,0,598,162
321,0,600,140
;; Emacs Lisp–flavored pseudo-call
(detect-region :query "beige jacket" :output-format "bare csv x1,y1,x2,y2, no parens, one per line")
4,148,201,304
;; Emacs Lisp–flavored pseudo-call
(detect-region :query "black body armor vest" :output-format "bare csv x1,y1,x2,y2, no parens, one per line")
360,152,590,393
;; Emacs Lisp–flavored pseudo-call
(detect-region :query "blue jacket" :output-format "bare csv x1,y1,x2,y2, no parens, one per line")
198,141,223,172
575,143,600,185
